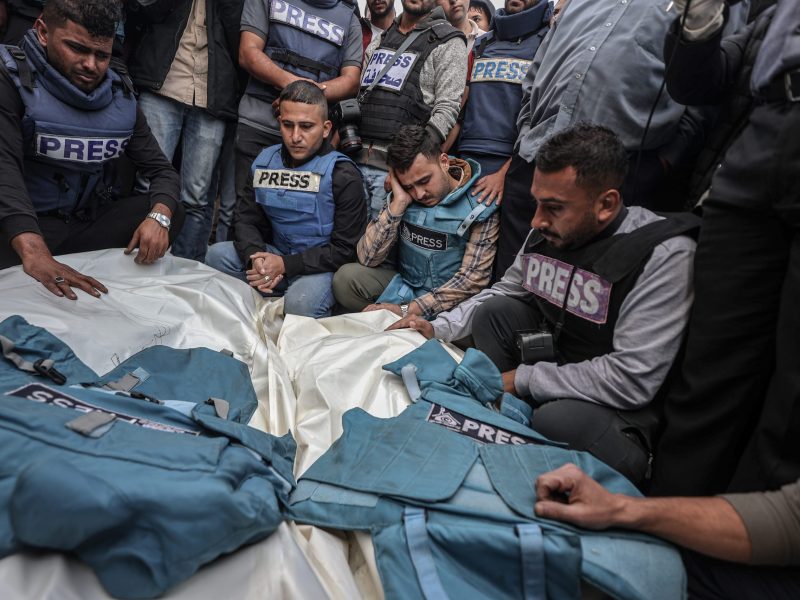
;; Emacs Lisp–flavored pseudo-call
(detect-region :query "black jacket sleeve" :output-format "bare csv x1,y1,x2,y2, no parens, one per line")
0,66,39,242
282,160,368,277
663,12,749,106
232,174,273,265
125,106,181,214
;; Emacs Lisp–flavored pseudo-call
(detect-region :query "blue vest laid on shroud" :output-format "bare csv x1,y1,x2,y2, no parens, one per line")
377,158,497,305
252,144,354,254
0,315,295,600
0,30,136,214
288,340,687,600
459,3,550,158
244,0,355,105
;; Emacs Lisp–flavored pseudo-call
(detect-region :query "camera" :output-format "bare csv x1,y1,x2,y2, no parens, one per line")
331,99,362,156
516,330,556,365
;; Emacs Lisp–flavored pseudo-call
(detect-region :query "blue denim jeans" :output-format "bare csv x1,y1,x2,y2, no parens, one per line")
357,163,389,221
137,92,226,262
205,242,335,318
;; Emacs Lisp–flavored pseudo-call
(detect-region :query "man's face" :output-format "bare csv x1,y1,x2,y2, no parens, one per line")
395,153,453,207
278,100,332,165
35,18,112,93
438,0,469,27
530,167,615,250
367,0,393,19
467,6,489,30
505,0,538,15
402,0,437,17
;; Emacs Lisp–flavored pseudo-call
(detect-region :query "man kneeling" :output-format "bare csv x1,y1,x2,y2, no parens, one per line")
333,125,500,320
390,124,698,483
206,81,367,318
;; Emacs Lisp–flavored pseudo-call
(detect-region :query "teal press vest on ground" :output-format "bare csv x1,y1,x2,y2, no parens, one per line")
0,316,296,599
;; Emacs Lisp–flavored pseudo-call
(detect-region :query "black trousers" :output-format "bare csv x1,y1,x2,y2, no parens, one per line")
0,195,185,269
470,294,651,484
684,552,800,600
233,122,281,227
652,100,800,496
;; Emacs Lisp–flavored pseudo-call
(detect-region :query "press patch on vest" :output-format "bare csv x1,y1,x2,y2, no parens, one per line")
5,382,200,436
270,0,345,46
470,58,531,84
253,169,321,192
35,134,130,163
400,222,448,251
521,253,612,324
426,403,538,445
361,50,419,92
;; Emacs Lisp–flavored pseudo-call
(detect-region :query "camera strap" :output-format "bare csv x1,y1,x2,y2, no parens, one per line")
358,28,426,103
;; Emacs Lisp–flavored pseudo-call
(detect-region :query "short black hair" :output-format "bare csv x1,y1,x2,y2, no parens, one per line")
387,125,441,172
535,123,629,195
42,0,122,39
279,80,328,119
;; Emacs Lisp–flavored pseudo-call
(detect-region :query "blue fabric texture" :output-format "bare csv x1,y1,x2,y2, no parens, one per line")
290,341,687,600
0,316,295,599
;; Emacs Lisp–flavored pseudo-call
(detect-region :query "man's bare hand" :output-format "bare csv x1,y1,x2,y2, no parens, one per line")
385,315,435,339
363,302,403,316
471,169,507,206
246,253,285,294
386,168,414,216
125,204,172,264
534,463,626,530
13,232,107,300
502,369,517,394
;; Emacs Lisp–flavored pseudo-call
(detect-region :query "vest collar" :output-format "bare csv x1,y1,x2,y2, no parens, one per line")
587,206,628,245
21,29,114,110
437,157,481,207
492,1,550,41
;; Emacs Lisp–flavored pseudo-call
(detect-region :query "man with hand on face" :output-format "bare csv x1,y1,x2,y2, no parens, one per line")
389,124,698,484
333,124,499,320
467,0,494,32
206,80,367,318
0,0,183,300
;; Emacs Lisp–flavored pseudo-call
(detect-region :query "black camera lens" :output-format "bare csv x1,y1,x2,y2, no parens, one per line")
338,124,362,155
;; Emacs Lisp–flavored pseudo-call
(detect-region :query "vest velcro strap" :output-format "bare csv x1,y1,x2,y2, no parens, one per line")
269,48,337,77
65,411,117,438
456,203,488,237
403,508,449,600
7,46,34,90
400,364,423,403
206,397,231,420
0,334,66,384
517,524,546,600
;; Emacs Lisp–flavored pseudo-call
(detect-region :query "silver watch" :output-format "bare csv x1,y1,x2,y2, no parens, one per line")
147,211,171,230
400,304,409,318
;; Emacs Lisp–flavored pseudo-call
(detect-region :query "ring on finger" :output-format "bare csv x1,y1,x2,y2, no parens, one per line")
263,275,271,282
54,276,66,285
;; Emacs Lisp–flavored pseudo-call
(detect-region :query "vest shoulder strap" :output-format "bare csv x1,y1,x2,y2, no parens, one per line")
594,213,701,282
110,57,135,97
430,21,466,43
267,47,338,77
473,32,494,59
2,45,35,90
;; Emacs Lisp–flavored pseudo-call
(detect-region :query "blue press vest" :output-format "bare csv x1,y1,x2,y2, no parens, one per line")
252,144,353,255
244,0,354,104
289,340,688,600
379,159,496,303
0,315,296,600
459,4,550,157
0,39,136,214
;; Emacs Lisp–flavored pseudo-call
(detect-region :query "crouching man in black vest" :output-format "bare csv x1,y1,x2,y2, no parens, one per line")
390,123,699,484
0,0,184,299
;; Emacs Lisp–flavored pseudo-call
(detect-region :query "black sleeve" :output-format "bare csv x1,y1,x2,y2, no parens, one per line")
0,67,41,242
125,106,181,214
663,12,749,106
232,176,272,266
282,160,368,278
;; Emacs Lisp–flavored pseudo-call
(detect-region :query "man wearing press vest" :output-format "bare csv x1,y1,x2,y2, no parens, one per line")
206,81,367,318
0,0,183,299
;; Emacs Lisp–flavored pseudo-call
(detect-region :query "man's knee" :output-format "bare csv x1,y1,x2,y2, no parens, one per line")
205,241,244,277
332,263,389,312
284,273,335,318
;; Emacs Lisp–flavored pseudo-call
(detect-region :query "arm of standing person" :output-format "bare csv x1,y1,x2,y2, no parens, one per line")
421,36,468,143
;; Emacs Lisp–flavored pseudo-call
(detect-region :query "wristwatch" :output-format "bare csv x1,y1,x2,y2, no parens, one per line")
147,211,171,230
400,304,409,318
